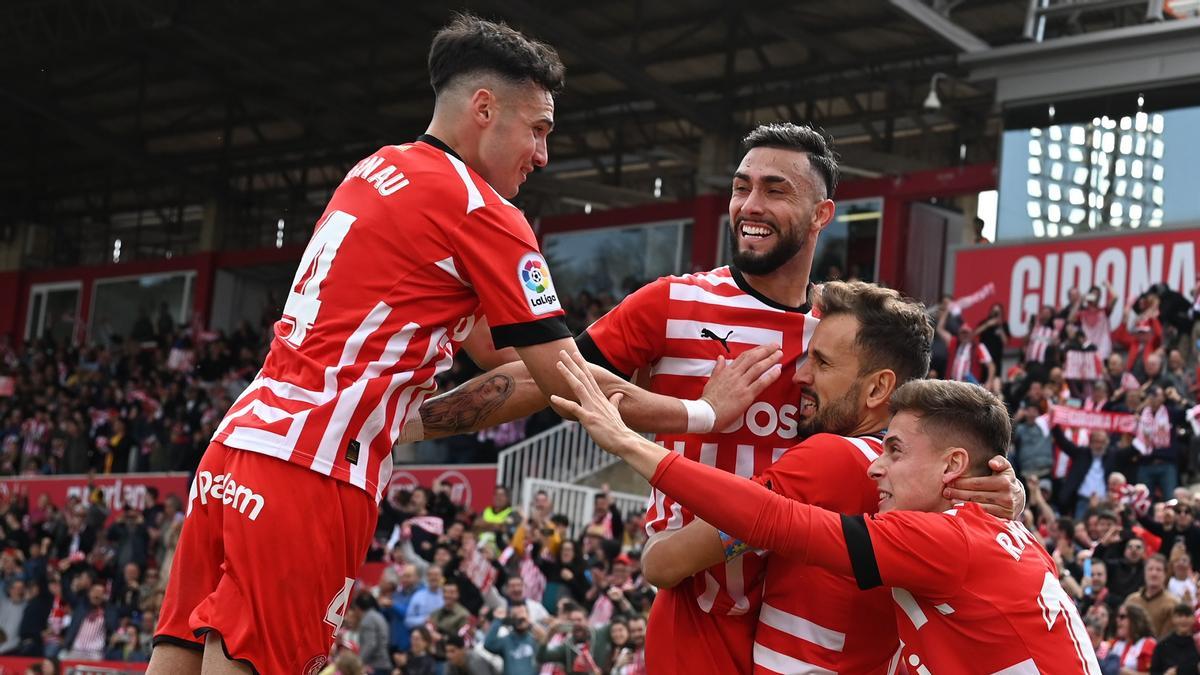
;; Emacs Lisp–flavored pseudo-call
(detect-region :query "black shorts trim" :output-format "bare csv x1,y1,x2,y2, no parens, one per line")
194,627,262,675
576,332,630,380
152,633,205,653
841,513,884,591
491,316,572,348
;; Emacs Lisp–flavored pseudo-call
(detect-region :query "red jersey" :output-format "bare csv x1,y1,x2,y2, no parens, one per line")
214,136,569,500
650,454,1103,674
580,266,818,674
751,434,899,674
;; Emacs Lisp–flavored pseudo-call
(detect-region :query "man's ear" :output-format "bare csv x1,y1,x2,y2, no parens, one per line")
470,88,496,127
943,447,971,483
811,199,836,235
863,369,897,411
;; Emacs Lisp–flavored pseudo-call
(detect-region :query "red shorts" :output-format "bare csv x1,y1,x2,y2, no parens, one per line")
155,441,378,675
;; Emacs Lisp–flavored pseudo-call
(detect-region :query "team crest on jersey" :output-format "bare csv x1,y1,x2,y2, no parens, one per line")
518,253,561,316
302,655,328,675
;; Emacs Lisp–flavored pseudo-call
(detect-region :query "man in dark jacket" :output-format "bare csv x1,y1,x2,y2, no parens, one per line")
1150,603,1199,674
1051,426,1123,519
61,583,118,660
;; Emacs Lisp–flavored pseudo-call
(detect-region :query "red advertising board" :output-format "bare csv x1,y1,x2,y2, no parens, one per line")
0,657,146,673
952,228,1199,340
384,464,497,513
0,473,190,518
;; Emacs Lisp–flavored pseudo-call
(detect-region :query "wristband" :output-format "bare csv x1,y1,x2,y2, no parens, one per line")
397,415,424,443
681,398,716,434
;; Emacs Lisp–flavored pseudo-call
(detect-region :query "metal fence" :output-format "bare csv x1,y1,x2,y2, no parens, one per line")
521,477,650,540
497,421,631,502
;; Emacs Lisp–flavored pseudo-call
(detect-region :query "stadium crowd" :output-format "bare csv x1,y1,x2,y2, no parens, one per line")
0,278,1197,673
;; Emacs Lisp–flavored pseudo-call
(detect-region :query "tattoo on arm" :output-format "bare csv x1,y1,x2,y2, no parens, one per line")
419,374,515,435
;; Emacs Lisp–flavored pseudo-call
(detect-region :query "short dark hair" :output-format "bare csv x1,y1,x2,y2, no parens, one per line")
1174,602,1193,616
818,281,933,385
742,123,839,198
889,379,1012,476
561,601,584,615
429,13,566,96
445,634,466,649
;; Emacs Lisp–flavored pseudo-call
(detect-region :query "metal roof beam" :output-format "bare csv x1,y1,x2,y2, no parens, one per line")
887,0,990,53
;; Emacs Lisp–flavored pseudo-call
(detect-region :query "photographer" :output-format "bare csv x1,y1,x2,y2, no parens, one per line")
537,602,609,675
483,604,543,675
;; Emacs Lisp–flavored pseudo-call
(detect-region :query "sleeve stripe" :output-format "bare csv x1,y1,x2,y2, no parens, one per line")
491,316,572,348
840,514,884,591
576,332,630,380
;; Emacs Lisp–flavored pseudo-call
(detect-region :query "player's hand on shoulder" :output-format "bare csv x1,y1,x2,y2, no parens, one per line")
700,343,783,430
942,454,1025,519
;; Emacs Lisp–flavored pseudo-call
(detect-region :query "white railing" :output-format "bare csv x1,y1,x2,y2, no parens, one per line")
522,477,650,540
497,421,632,502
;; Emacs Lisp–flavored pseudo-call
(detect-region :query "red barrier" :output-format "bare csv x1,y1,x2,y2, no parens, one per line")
0,473,190,524
0,657,148,674
385,464,497,514
952,228,1199,342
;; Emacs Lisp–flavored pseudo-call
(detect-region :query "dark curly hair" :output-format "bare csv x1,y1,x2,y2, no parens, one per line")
428,13,566,96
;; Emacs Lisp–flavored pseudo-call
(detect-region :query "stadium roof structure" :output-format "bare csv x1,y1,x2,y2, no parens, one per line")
0,0,1163,267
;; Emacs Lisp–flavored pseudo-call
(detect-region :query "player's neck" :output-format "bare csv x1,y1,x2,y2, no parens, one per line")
847,411,889,439
424,119,478,169
740,255,815,309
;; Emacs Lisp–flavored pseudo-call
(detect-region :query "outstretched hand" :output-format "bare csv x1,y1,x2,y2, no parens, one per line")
549,351,643,456
701,344,784,430
943,454,1026,519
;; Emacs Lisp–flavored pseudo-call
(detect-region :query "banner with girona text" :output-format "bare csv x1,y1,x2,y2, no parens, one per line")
0,472,190,516
1049,404,1138,434
385,464,497,513
951,227,1199,340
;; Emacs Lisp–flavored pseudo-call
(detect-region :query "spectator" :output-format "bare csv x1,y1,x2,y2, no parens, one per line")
1167,552,1196,607
430,580,472,639
0,579,28,654
1148,603,1198,674
503,577,550,628
484,605,541,675
1125,554,1181,638
353,592,392,674
405,565,446,630
481,487,515,545
61,583,117,660
1100,603,1156,673
1107,536,1148,603
445,633,497,675
1052,426,1120,519
385,563,421,652
1136,386,1180,499
610,616,646,675
538,602,609,674
1012,404,1053,481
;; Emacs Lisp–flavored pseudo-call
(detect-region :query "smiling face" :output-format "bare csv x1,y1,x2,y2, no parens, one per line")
474,82,554,198
728,147,828,276
869,411,962,513
793,314,868,437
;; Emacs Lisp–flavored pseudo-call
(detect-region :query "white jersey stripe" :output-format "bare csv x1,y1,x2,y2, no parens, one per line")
434,257,471,287
772,447,789,463
699,443,719,468
668,283,784,313
351,371,416,489
735,444,755,478
725,553,749,615
753,642,836,675
892,588,929,630
991,659,1039,675
326,302,392,394
697,571,720,613
845,436,881,462
445,154,485,213
695,273,739,288
664,319,784,347
651,357,716,378
759,603,847,652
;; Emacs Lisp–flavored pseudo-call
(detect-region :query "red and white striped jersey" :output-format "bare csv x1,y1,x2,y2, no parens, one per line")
751,433,898,675
581,265,817,673
213,136,569,500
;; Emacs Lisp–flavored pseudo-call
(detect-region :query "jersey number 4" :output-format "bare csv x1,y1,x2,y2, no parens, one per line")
280,210,357,348
324,577,356,639
1038,571,1099,673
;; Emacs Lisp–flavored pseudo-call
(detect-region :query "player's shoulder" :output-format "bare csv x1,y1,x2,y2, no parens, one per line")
795,433,883,463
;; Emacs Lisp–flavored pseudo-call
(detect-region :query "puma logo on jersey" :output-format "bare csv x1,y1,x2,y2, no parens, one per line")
700,328,733,352
188,470,266,521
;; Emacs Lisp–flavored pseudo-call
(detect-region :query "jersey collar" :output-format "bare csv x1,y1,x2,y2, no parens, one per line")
728,266,814,314
417,133,463,161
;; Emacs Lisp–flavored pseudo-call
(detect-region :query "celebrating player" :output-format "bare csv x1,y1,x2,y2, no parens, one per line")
640,281,940,673
555,359,1102,674
416,125,1020,673
146,14,755,675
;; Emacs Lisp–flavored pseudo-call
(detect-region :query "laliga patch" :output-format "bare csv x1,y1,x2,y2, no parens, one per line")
518,252,561,316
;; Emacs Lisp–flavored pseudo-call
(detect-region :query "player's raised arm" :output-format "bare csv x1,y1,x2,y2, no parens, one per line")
415,340,783,440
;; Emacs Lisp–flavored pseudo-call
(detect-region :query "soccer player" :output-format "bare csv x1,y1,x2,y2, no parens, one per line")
556,360,1102,674
640,281,938,673
416,125,1019,673
146,15,758,675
